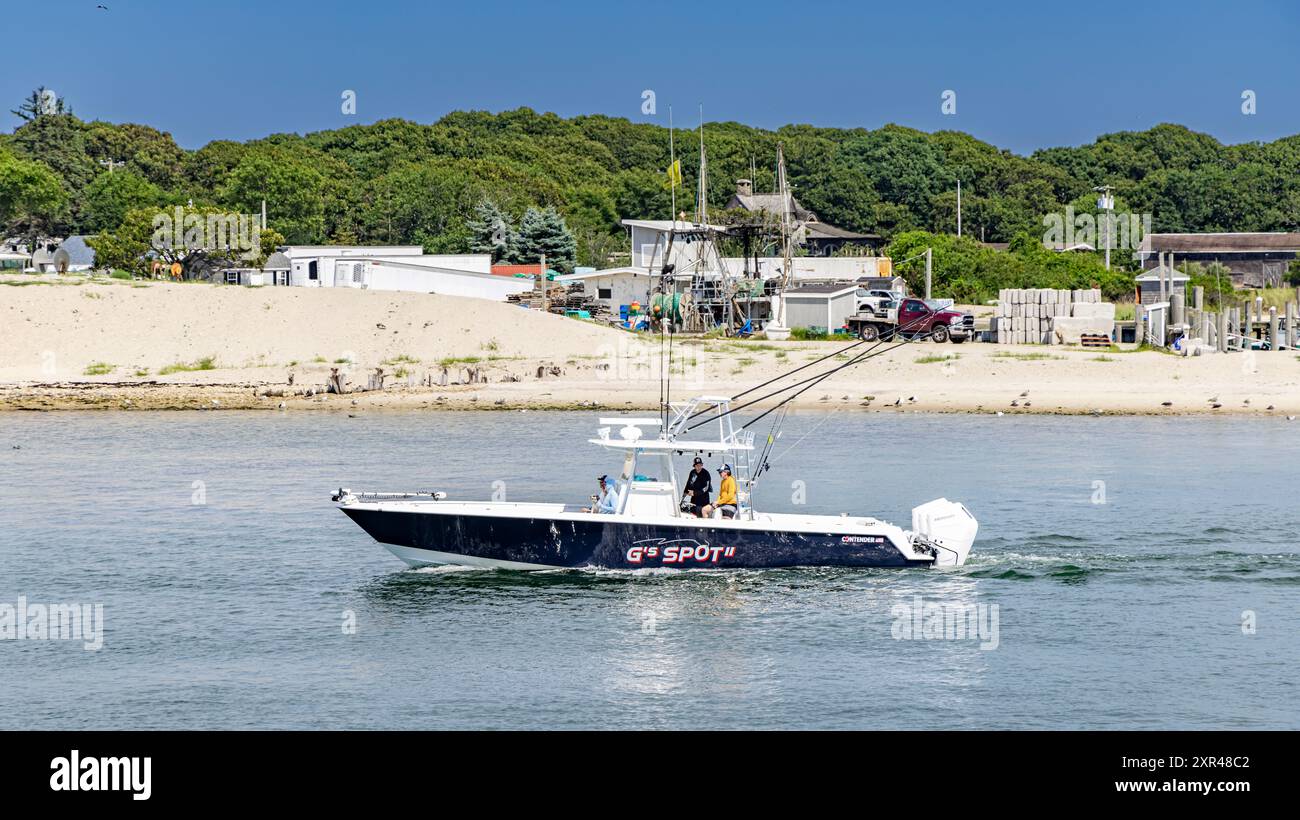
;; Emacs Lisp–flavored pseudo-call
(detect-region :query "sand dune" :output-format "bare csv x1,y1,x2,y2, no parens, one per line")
3,274,1300,415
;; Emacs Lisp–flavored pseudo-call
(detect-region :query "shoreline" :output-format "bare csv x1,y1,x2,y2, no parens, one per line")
4,277,1299,417
3,379,1296,416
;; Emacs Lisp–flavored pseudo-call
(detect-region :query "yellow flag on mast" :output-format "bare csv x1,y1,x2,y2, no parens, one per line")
666,158,682,190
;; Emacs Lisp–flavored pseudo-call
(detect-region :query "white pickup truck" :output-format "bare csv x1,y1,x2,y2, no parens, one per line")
855,288,902,318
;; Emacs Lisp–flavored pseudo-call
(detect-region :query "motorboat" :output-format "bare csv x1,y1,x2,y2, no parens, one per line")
334,395,977,570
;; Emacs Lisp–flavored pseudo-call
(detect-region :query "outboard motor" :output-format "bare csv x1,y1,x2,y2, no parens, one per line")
911,498,978,567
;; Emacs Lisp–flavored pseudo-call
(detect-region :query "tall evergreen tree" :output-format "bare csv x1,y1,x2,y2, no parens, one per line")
515,206,576,273
466,199,518,263
10,87,71,122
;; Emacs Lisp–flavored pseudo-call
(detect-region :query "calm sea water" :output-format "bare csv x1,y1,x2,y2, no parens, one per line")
2,409,1297,730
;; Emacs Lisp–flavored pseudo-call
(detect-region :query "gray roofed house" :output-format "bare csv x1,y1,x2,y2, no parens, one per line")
1134,264,1189,304
725,179,879,256
728,183,817,223
1135,232,1300,288
264,251,291,270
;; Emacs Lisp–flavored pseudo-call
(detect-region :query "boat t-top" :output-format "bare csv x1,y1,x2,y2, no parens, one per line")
334,394,977,570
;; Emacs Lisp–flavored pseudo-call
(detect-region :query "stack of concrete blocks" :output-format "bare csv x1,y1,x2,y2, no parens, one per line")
1055,300,1117,344
995,289,1110,345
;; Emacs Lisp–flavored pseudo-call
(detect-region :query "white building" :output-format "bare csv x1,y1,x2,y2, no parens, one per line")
279,246,532,300
555,266,661,311
624,220,728,271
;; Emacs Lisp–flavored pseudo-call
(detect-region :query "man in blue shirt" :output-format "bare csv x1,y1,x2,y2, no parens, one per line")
585,475,620,514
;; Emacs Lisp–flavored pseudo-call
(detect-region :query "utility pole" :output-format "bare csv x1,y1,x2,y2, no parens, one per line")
1094,185,1115,270
956,179,962,238
696,105,706,225
99,158,124,174
924,247,933,300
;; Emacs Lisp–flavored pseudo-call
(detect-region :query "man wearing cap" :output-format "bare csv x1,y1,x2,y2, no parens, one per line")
702,464,737,519
585,474,620,514
681,456,712,517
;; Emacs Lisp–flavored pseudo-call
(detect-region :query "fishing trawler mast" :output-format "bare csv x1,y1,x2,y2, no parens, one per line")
762,143,798,341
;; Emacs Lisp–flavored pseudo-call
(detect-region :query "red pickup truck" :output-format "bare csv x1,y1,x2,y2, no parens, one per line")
846,297,975,343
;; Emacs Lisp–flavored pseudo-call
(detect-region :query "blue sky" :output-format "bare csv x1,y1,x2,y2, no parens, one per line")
6,0,1298,154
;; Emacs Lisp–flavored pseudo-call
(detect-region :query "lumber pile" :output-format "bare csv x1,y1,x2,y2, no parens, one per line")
507,284,616,322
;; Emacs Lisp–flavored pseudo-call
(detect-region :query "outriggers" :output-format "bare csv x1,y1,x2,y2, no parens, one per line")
334,393,977,570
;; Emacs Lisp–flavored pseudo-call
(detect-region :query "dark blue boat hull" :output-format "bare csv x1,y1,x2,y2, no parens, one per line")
340,507,930,569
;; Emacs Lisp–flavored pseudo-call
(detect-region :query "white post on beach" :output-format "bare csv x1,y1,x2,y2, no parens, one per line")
1268,307,1279,352
539,253,548,314
1218,310,1228,353
1287,301,1297,350
1159,252,1170,306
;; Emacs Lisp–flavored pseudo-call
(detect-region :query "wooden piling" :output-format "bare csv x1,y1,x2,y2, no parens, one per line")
1217,310,1228,353
1269,306,1279,351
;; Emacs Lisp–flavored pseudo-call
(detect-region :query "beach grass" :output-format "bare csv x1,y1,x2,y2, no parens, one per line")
158,356,217,375
83,362,115,376
383,354,420,366
914,353,960,364
991,351,1063,361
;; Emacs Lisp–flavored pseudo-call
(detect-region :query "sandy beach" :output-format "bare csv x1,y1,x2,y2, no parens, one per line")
3,274,1299,415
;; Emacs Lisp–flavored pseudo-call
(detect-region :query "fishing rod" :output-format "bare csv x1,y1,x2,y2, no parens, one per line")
747,403,789,487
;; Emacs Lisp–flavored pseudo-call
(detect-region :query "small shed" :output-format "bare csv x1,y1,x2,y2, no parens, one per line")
782,283,859,332
263,251,290,285
556,266,658,313
1135,265,1189,304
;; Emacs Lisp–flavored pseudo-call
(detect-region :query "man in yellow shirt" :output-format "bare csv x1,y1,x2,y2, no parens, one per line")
703,464,737,519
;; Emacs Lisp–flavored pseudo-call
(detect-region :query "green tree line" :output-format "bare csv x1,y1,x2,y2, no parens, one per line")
3,92,1299,295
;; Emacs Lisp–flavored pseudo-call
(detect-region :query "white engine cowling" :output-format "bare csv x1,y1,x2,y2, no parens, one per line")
911,498,978,567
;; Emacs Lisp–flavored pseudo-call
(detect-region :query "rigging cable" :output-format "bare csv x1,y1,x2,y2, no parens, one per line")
740,325,938,431
683,305,948,434
684,303,946,428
